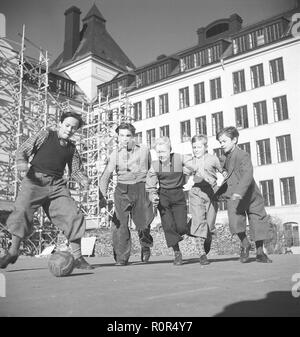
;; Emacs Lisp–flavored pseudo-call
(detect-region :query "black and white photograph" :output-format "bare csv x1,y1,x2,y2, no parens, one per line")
0,0,300,322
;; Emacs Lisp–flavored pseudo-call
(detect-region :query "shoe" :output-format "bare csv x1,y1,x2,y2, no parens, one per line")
199,254,210,265
0,252,18,269
240,244,251,263
141,247,151,263
115,261,128,266
173,251,183,266
74,256,94,270
256,252,272,263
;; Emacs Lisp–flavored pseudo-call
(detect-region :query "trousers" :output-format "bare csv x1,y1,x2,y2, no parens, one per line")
112,182,154,263
158,187,188,248
7,169,85,242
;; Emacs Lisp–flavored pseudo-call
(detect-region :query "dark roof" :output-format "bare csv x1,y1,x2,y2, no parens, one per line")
51,4,135,72
83,4,106,23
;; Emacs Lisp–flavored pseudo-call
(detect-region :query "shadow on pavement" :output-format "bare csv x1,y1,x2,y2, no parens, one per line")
214,291,300,317
208,256,254,263
68,272,94,277
91,258,176,268
7,267,48,272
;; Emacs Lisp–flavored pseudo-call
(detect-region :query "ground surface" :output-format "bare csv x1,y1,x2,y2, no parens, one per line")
0,254,300,317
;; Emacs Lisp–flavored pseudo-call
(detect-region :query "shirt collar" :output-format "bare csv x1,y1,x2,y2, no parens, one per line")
118,141,139,152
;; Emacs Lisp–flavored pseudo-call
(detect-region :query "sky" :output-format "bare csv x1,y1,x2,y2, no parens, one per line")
0,0,296,67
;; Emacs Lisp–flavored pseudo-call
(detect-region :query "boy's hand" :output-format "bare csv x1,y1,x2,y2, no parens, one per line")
231,193,242,200
183,175,195,191
183,182,193,191
151,194,160,207
222,171,228,179
100,207,107,214
99,195,107,209
17,163,28,179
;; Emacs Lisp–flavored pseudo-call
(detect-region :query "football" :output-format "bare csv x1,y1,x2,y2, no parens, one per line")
48,251,75,277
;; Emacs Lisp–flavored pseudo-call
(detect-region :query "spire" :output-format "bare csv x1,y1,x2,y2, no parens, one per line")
51,3,135,72
83,3,106,24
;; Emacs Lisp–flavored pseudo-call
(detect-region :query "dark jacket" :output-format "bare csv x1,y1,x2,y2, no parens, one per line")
215,147,260,200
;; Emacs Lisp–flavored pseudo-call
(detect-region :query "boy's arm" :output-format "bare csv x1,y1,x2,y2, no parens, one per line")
145,165,159,204
16,129,49,171
234,152,253,198
69,147,90,188
99,150,117,197
182,154,194,176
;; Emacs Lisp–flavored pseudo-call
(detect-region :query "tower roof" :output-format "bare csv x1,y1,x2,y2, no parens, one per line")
51,4,135,72
83,3,106,23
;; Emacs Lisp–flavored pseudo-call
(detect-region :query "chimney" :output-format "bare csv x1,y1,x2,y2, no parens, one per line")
229,14,243,34
197,27,205,45
63,6,81,61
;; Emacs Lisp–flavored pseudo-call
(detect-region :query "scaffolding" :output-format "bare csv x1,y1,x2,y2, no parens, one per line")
0,25,135,253
0,25,79,254
80,88,134,229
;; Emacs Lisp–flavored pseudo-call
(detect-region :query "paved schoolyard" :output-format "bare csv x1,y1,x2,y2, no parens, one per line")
0,254,300,317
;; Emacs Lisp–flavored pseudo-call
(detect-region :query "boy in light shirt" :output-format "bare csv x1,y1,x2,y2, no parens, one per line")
186,134,224,265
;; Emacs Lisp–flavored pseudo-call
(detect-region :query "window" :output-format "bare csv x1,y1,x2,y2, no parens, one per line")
158,63,169,80
160,125,170,138
284,223,300,247
280,177,297,205
179,87,190,109
254,101,268,126
159,93,169,115
180,120,191,142
146,67,157,84
135,132,142,144
233,70,246,94
270,57,285,83
195,116,207,135
210,77,222,100
146,98,155,118
194,82,205,104
212,111,223,136
180,55,194,71
250,64,265,88
273,95,288,122
235,105,248,129
232,21,285,55
256,139,272,165
213,148,224,158
276,135,293,162
239,142,251,155
260,180,275,206
146,129,156,148
133,101,142,121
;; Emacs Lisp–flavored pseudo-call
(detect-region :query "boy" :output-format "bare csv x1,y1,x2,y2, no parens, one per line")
146,137,193,265
99,123,154,266
186,134,224,265
0,111,94,269
215,126,272,263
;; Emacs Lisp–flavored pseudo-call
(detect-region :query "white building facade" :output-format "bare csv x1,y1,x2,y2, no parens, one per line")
95,4,300,241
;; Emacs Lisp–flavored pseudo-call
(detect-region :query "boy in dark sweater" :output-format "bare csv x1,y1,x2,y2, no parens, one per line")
0,111,93,270
216,126,272,263
146,137,193,265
